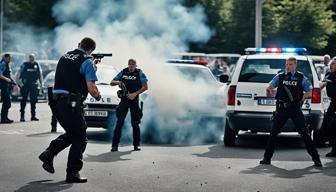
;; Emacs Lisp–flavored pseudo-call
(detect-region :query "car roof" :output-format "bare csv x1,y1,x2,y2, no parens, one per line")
167,63,209,69
207,53,241,57
244,54,309,60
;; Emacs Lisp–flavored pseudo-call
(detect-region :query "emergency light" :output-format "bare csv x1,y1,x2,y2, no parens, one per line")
245,48,307,55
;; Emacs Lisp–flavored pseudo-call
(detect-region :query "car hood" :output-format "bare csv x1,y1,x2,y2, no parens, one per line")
84,84,120,105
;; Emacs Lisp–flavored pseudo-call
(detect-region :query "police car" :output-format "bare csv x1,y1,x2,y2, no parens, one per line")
83,65,120,129
223,48,329,146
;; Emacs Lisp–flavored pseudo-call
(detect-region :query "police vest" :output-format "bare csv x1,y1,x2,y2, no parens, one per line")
20,62,40,84
54,49,89,98
120,68,142,94
326,72,336,100
0,60,11,85
275,72,304,103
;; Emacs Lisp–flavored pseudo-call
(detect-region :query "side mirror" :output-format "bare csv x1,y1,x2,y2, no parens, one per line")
219,74,229,83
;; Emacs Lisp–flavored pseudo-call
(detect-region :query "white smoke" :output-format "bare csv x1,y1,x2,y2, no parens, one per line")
6,0,226,144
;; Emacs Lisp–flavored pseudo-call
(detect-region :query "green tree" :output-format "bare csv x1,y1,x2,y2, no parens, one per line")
263,0,335,52
4,0,58,28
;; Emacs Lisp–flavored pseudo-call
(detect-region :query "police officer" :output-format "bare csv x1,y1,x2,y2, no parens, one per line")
16,53,43,121
319,57,336,157
38,37,101,183
0,53,15,123
110,59,148,152
260,57,322,167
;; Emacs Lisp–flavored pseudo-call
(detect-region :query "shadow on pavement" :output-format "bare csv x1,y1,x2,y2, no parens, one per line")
15,180,72,192
322,158,336,177
26,131,59,137
240,164,321,179
193,134,325,161
84,151,132,163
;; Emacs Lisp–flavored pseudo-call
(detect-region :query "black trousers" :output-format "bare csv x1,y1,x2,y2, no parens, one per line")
20,83,39,117
112,98,142,147
51,114,57,129
264,106,320,161
46,98,87,174
320,101,336,150
0,83,11,120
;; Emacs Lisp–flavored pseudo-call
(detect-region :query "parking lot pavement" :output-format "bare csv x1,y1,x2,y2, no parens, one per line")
0,103,336,192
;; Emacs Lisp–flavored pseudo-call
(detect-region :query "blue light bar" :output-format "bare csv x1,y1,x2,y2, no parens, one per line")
245,48,307,55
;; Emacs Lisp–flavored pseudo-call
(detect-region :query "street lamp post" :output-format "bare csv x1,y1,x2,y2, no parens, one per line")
255,0,262,48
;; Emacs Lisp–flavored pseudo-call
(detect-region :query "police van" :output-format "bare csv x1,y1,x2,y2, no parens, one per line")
223,48,329,146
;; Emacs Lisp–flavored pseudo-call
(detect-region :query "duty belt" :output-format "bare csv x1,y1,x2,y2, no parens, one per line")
52,92,84,109
276,101,301,109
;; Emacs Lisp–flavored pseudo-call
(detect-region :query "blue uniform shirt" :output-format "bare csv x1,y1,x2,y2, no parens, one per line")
270,71,312,92
54,48,98,94
113,69,148,85
0,60,8,75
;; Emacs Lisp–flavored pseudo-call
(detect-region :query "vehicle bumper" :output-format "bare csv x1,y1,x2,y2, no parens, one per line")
226,110,323,132
84,109,116,128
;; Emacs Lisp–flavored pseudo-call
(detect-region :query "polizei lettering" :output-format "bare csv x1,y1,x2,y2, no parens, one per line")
122,75,136,80
63,53,80,61
282,80,297,86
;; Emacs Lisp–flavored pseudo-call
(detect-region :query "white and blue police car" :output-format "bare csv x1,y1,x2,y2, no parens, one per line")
222,48,330,146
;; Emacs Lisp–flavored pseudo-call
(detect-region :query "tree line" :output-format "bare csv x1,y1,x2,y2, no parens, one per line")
4,0,336,55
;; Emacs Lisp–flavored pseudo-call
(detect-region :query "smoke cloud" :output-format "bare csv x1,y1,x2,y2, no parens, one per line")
6,0,226,144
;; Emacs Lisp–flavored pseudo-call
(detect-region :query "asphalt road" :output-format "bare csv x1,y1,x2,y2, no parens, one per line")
0,103,335,192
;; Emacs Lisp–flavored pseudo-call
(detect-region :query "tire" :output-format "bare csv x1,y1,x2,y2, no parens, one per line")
224,121,237,146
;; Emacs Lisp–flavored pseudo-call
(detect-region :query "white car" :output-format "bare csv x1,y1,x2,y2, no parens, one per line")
83,65,120,129
223,48,330,146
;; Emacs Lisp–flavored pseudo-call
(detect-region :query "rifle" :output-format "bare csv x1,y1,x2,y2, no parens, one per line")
117,82,128,98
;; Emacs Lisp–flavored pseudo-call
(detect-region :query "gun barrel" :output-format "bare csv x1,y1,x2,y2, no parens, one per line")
92,53,113,58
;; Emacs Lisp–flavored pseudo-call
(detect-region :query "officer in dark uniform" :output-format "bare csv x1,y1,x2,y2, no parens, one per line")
38,37,101,183
0,53,15,123
260,57,322,167
110,59,148,152
320,58,336,157
16,54,43,121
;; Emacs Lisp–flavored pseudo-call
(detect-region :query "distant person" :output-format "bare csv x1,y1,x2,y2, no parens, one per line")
16,54,43,121
323,54,331,74
260,57,322,167
0,54,15,123
110,59,148,152
319,57,336,157
38,37,101,183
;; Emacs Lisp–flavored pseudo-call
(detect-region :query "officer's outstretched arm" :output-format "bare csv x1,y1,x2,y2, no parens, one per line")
87,81,101,100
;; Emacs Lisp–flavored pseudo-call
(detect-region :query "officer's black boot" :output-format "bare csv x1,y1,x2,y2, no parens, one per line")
1,111,13,124
313,157,323,167
20,112,25,122
134,146,141,151
111,145,118,152
66,173,87,183
259,157,271,165
31,111,39,121
31,116,39,121
38,150,55,173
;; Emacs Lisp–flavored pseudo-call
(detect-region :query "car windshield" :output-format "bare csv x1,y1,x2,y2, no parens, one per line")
174,65,218,84
96,67,117,84
238,59,313,83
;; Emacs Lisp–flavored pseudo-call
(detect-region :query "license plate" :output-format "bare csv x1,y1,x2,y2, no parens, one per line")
257,98,276,106
84,110,108,117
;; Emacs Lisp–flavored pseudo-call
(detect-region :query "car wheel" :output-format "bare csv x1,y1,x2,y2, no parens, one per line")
313,129,326,147
224,121,237,146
